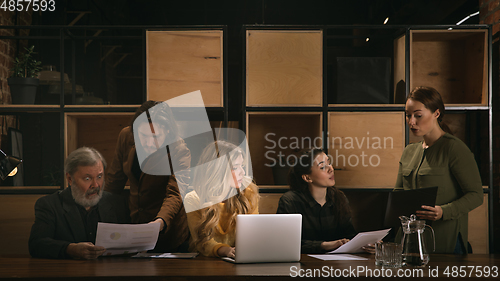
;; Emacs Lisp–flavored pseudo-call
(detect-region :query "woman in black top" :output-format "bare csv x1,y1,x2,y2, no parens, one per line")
276,148,369,254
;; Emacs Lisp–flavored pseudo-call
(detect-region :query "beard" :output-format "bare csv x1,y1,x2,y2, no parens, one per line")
70,180,104,208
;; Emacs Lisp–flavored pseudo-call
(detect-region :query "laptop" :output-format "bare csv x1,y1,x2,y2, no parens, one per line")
222,214,302,264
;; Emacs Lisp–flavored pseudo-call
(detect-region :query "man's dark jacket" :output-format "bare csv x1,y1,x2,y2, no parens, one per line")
29,187,130,259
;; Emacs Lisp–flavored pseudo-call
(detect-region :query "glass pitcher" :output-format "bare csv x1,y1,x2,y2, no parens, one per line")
399,214,435,267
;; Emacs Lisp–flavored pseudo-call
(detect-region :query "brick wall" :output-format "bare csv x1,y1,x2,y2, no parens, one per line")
0,10,32,149
480,0,500,254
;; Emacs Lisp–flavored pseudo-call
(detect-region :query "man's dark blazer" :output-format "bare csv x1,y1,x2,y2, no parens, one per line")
29,187,130,259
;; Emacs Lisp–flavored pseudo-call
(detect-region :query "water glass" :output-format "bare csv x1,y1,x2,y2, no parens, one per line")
382,242,403,268
374,241,384,266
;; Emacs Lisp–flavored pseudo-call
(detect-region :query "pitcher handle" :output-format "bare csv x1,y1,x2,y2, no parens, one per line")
425,225,436,252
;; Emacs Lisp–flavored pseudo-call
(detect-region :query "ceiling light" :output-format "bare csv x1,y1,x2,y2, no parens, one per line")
456,11,479,25
384,17,389,24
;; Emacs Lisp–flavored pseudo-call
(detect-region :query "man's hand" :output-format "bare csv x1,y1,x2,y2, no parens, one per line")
149,218,165,232
66,242,106,259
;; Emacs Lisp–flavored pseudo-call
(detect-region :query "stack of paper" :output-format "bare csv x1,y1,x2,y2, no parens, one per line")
328,228,391,254
95,222,160,256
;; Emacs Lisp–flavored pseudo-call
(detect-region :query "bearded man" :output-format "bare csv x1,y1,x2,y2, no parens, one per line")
29,147,130,259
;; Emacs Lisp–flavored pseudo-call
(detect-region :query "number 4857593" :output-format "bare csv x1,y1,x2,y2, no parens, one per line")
1,0,55,12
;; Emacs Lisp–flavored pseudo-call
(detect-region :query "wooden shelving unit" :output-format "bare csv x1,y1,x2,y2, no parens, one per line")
146,30,224,106
328,112,404,188
0,24,493,254
409,29,488,106
243,25,492,253
0,26,228,191
246,112,322,186
246,30,323,107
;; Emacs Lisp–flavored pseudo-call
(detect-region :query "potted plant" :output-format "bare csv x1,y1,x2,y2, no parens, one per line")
8,45,42,104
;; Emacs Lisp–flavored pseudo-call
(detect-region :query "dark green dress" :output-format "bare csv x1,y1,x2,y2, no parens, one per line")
395,133,483,253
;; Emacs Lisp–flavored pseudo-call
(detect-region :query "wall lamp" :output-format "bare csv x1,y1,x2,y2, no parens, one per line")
0,149,22,180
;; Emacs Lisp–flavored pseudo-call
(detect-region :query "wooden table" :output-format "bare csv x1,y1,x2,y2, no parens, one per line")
0,254,499,280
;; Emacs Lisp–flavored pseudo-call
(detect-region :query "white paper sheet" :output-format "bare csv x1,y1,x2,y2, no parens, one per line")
328,228,391,254
95,222,160,256
132,252,199,259
309,254,369,261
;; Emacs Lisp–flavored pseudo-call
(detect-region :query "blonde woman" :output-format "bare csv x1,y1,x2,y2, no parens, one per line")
183,140,259,258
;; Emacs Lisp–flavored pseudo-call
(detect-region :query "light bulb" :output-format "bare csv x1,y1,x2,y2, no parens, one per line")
8,167,18,177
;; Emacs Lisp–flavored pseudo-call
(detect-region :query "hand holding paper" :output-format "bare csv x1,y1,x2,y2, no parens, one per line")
95,222,160,256
328,229,390,254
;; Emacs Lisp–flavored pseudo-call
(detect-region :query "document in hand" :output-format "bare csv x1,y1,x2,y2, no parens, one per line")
328,228,391,254
131,252,199,259
95,222,160,256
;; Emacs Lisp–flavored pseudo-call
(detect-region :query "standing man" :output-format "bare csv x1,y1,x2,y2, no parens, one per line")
29,147,130,259
105,101,190,253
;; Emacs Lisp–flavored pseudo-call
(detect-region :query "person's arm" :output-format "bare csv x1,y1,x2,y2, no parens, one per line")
185,205,230,257
169,140,191,198
66,242,106,259
29,197,107,259
29,198,72,259
319,239,350,252
154,175,184,233
445,141,484,218
105,128,130,194
276,193,326,254
420,141,483,221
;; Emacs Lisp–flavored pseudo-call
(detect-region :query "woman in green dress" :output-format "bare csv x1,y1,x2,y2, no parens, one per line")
395,86,483,254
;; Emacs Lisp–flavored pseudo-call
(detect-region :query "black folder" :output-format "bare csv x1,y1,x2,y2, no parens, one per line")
342,186,438,233
383,186,438,229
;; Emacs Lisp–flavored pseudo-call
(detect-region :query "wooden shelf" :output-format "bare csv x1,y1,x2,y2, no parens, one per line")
328,112,405,188
64,105,140,109
409,29,488,106
247,112,322,186
146,30,223,107
394,34,406,104
246,30,323,106
328,104,404,108
0,186,60,192
65,112,134,168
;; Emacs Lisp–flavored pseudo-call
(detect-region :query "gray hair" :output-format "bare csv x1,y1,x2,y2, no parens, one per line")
65,147,107,176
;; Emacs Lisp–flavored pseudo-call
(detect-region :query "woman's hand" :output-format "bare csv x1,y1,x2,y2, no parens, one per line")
320,238,350,251
361,243,376,254
218,246,235,258
416,205,443,221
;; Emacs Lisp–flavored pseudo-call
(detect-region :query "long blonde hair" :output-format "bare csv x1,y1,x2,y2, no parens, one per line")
191,140,258,252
